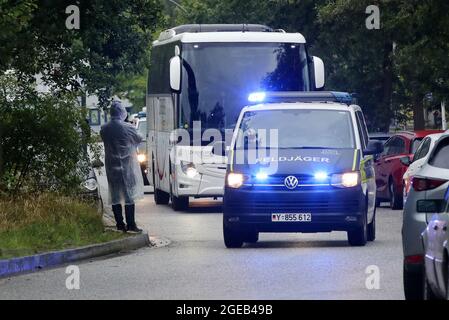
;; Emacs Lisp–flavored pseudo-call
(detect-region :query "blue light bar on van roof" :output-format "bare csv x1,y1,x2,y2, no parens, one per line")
248,92,266,103
247,91,354,105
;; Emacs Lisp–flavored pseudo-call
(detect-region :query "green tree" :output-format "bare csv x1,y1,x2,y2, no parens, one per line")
0,0,166,193
0,0,165,106
175,0,449,131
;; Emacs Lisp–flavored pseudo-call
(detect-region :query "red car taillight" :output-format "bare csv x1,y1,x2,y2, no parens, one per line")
404,255,424,264
412,177,448,192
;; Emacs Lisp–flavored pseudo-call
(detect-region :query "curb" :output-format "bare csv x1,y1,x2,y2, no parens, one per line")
0,232,150,279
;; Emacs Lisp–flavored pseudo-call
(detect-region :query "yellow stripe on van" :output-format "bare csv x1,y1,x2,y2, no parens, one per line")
230,149,234,172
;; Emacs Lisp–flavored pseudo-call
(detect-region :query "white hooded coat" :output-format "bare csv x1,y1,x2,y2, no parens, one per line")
100,102,144,205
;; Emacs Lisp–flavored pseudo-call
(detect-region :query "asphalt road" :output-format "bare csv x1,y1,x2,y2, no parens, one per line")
0,196,405,300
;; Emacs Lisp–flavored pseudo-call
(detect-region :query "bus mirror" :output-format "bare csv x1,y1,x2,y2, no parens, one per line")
313,56,325,89
170,56,181,92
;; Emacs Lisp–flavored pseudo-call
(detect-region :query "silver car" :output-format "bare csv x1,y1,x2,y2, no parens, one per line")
422,192,449,300
402,133,449,299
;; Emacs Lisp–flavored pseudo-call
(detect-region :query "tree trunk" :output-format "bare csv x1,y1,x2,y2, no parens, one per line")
413,94,425,130
381,41,394,132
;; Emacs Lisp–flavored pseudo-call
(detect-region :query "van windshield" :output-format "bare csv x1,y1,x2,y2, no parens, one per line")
235,109,356,149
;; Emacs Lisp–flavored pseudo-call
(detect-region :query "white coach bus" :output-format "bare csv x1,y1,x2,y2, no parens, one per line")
146,24,326,210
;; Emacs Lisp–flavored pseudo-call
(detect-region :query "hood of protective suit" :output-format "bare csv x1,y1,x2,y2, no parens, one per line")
110,101,128,121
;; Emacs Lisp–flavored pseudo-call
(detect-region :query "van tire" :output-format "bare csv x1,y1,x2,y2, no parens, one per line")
244,230,259,243
223,222,244,248
348,209,367,246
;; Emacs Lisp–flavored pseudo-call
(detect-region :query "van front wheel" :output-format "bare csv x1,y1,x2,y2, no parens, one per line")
223,222,244,248
348,211,367,246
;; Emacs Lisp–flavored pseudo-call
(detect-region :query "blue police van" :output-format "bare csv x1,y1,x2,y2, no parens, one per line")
222,92,384,248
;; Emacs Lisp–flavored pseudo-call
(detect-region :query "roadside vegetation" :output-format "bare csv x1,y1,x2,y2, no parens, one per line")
0,193,125,259
0,1,166,259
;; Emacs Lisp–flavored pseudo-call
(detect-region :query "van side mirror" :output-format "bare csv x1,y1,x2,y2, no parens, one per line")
312,56,325,90
169,56,181,92
365,140,384,156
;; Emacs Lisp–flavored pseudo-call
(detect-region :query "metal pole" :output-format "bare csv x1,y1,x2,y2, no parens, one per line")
442,101,447,130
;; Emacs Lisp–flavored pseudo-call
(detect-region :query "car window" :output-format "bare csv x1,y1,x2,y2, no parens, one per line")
384,137,405,156
355,111,369,151
410,138,424,154
382,137,394,156
429,138,449,169
414,137,431,161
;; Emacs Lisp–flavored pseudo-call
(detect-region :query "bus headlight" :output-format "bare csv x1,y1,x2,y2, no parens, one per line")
227,173,244,189
331,172,360,188
137,153,146,163
181,161,198,178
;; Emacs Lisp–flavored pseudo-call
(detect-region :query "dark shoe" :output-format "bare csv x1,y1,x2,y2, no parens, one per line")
117,224,127,233
126,225,143,234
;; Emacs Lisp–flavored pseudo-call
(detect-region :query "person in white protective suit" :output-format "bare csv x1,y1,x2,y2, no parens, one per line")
100,101,144,233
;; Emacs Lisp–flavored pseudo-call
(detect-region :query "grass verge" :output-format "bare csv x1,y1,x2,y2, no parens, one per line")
0,193,126,259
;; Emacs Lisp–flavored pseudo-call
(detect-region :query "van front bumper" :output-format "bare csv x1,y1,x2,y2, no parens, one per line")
223,186,366,233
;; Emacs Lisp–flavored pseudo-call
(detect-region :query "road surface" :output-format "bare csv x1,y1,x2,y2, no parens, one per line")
0,195,404,300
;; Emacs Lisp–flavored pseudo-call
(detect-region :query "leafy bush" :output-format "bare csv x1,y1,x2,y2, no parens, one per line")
0,73,91,194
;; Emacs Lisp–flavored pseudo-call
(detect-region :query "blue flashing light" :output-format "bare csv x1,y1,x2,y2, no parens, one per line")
248,92,266,103
256,172,269,180
331,92,353,105
314,171,328,181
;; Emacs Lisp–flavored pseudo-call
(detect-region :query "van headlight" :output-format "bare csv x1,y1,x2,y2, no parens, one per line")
181,161,198,178
331,172,360,188
137,153,146,163
227,173,244,189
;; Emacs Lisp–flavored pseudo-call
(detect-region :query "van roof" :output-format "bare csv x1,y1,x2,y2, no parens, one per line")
242,102,354,112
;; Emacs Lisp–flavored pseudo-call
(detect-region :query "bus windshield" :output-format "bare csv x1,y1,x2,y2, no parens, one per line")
179,43,310,134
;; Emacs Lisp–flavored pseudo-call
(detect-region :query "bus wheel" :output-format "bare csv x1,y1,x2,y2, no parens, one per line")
154,188,169,205
171,195,189,211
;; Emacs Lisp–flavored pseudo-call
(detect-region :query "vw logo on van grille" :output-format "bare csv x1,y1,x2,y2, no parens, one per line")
284,176,299,189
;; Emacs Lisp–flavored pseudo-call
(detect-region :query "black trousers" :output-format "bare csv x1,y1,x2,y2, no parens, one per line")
112,204,136,228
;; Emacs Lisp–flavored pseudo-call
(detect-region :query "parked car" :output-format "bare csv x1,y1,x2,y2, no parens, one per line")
374,130,443,209
402,134,449,299
402,133,445,202
422,186,449,300
369,132,392,144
